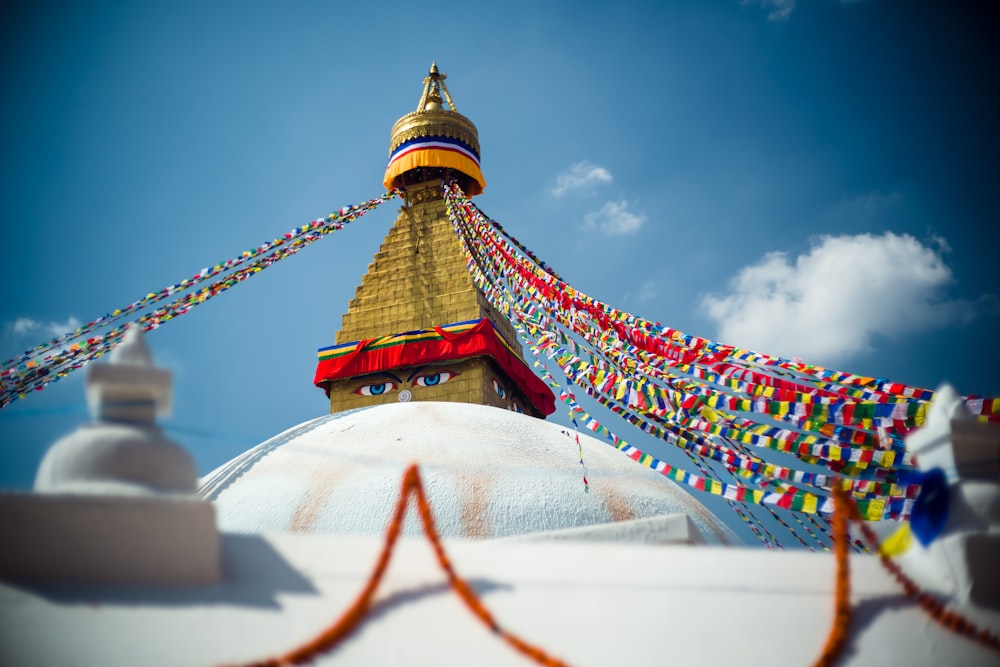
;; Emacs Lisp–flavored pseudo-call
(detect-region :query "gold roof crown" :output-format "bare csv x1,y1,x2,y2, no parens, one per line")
383,63,486,196
387,62,481,156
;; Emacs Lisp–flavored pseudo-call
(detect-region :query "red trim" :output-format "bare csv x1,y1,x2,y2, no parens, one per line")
314,319,555,416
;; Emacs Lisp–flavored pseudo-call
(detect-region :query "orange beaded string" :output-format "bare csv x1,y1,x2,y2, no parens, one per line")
230,464,571,667
853,518,1000,653
812,486,1000,666
811,483,853,667
232,464,1000,667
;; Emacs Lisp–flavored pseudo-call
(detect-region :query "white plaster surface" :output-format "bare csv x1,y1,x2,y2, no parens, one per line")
34,421,198,495
199,402,739,543
496,513,704,545
0,493,219,585
2,533,999,667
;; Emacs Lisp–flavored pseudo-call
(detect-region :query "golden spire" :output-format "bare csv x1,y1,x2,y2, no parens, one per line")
318,64,552,418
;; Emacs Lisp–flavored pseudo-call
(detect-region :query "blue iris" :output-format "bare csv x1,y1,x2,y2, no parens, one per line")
422,373,441,386
370,383,387,395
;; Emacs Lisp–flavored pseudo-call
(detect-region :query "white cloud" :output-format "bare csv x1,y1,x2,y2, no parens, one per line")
12,318,38,335
928,234,951,254
743,0,796,22
8,316,82,340
583,200,646,235
700,232,987,365
552,161,613,198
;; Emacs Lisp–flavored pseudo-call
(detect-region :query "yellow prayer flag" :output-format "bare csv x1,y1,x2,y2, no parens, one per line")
802,494,818,514
880,524,913,557
865,498,886,521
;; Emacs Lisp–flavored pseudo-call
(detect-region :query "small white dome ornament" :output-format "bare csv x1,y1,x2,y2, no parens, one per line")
1,326,218,585
33,327,197,495
900,383,1000,609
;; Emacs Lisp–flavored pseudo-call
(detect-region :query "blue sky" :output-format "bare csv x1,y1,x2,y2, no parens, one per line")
2,0,998,534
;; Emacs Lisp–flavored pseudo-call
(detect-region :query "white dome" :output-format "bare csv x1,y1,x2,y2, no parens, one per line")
35,422,197,495
200,402,738,543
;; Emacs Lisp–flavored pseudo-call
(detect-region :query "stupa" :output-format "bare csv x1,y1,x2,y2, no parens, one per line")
314,62,553,418
2,64,999,667
201,64,737,543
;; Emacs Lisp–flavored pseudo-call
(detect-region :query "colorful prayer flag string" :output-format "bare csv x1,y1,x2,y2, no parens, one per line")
442,181,999,526
0,191,397,408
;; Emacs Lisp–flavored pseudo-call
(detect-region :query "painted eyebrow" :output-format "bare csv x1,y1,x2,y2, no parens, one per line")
356,371,404,384
406,366,431,382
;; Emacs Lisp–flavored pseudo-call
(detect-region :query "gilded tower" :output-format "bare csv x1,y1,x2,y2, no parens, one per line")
313,64,555,418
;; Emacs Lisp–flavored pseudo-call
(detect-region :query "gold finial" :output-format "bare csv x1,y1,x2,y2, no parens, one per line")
417,61,457,113
425,90,444,111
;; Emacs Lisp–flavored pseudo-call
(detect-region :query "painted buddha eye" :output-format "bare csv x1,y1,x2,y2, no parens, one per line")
511,402,525,414
354,381,398,396
413,370,456,387
491,378,508,399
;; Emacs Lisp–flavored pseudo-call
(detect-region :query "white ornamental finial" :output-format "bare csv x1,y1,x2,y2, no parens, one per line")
86,326,171,422
109,325,155,366
34,326,195,495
